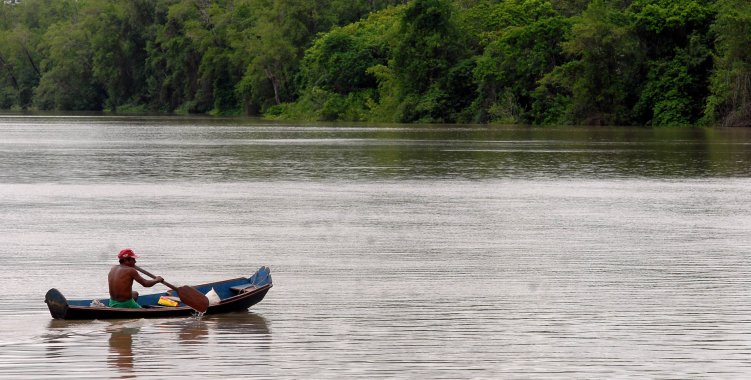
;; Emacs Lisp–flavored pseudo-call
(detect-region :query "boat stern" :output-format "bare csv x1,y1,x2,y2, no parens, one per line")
45,288,69,319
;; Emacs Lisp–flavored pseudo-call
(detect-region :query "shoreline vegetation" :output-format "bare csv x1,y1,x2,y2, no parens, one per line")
0,0,749,127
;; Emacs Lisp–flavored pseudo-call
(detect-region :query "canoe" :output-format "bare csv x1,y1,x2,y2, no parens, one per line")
45,266,272,320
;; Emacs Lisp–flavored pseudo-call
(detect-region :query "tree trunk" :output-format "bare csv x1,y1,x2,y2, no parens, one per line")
264,68,281,105
0,54,20,90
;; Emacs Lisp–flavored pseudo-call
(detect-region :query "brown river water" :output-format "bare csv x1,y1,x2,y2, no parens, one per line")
0,115,750,378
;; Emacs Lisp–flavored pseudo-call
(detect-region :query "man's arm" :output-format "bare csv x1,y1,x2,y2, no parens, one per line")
132,270,163,287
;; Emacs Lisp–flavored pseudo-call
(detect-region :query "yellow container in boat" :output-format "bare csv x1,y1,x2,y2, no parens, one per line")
158,296,179,307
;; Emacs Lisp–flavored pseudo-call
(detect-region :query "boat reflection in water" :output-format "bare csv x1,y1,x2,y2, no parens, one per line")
45,312,270,375
108,326,139,371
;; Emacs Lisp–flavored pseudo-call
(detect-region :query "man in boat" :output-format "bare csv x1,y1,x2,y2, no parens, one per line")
108,249,163,308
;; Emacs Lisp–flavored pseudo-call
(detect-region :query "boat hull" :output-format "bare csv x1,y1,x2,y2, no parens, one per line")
45,266,272,320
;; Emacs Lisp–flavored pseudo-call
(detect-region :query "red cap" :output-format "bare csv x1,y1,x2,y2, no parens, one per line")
117,248,140,260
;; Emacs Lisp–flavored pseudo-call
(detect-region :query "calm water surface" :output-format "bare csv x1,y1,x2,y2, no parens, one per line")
1,115,751,378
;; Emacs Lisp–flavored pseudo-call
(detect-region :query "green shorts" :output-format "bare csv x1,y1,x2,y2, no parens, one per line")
109,298,142,309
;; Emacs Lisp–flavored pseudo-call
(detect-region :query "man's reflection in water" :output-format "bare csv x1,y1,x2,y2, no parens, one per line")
108,327,140,374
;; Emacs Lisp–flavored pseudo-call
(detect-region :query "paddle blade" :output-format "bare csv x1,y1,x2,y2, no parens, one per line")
176,286,209,313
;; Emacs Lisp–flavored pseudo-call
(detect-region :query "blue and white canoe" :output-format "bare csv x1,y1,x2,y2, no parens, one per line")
45,266,272,320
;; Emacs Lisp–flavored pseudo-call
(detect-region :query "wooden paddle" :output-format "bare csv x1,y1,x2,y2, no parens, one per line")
134,265,209,313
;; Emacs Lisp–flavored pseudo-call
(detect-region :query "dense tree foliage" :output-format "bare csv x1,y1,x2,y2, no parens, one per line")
0,0,749,126
705,0,751,127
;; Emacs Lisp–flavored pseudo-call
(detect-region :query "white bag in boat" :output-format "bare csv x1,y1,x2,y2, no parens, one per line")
206,288,221,305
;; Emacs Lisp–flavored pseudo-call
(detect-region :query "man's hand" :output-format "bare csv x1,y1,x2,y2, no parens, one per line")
155,276,164,283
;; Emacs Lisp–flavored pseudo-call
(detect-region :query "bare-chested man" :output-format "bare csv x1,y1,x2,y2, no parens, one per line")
108,249,163,308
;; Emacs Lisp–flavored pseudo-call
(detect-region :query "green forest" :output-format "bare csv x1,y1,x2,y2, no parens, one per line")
0,0,749,126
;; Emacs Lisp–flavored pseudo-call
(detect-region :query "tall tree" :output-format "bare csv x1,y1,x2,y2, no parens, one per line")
145,1,196,112
705,0,751,126
291,5,403,121
390,0,470,122
237,0,336,114
34,19,106,110
542,0,642,125
471,0,569,123
0,0,77,109
628,0,715,126
90,0,156,112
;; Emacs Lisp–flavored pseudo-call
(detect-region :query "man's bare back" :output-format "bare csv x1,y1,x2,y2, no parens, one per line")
109,265,141,301
109,249,163,302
